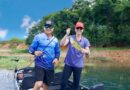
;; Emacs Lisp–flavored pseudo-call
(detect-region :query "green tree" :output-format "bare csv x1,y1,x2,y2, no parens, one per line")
26,0,130,47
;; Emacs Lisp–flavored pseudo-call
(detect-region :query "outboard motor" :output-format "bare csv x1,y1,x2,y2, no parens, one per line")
17,67,35,90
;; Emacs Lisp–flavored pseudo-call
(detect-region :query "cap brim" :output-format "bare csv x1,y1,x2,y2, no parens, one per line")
75,26,84,28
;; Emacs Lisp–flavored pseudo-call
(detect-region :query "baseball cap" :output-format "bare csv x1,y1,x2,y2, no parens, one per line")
75,22,84,28
44,20,54,28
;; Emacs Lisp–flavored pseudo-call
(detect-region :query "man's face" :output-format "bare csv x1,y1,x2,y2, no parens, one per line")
75,27,84,35
44,24,54,34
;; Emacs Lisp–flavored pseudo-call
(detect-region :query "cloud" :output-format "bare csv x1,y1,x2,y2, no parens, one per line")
0,28,8,39
21,15,40,34
21,15,31,28
72,0,89,2
26,21,39,31
23,35,28,39
72,0,76,2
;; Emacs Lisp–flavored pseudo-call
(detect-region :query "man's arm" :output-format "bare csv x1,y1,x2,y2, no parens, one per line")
29,35,39,55
53,41,60,65
55,42,60,60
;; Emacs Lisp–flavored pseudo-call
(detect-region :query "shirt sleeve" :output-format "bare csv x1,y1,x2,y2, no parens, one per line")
28,35,39,55
84,38,90,48
55,40,60,60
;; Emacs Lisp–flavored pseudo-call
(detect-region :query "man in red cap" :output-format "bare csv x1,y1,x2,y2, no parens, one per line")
60,21,90,90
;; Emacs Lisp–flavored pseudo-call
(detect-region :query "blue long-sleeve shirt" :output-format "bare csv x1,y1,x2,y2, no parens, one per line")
29,33,60,70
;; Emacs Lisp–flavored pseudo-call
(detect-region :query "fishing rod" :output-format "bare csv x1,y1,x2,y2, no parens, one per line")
11,27,65,70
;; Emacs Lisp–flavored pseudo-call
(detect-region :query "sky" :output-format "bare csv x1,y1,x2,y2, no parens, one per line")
0,0,74,41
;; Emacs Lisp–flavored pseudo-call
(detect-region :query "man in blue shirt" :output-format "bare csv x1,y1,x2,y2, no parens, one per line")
60,22,90,90
29,20,60,90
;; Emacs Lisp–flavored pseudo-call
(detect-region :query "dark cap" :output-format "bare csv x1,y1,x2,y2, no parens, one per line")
44,20,54,28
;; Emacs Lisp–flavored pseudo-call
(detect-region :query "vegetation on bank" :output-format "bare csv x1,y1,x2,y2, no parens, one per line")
0,38,28,49
0,38,25,44
0,56,33,69
11,49,28,54
0,47,130,69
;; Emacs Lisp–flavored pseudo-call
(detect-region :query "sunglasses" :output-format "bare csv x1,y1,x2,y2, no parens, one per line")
76,27,83,30
44,24,53,29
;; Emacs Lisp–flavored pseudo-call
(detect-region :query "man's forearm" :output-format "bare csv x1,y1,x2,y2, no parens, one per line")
29,47,35,55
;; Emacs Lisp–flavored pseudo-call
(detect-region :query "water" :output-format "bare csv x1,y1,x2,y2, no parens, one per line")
0,62,129,90
80,62,130,90
0,69,16,90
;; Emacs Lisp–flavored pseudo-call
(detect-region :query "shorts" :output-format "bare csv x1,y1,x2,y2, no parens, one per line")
35,66,54,85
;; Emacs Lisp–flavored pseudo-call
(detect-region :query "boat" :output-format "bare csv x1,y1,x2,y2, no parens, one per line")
15,67,105,90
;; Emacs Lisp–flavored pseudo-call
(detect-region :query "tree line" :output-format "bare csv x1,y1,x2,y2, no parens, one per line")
26,0,130,47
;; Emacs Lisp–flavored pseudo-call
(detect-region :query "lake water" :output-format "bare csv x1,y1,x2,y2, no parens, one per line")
0,69,16,90
0,60,129,90
80,62,130,90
